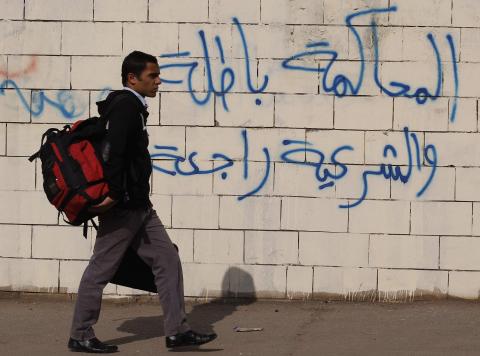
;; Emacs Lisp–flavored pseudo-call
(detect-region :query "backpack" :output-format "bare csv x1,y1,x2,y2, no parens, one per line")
28,94,129,237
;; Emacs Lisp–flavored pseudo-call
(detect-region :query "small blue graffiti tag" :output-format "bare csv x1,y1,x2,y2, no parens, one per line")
150,127,438,208
0,79,85,119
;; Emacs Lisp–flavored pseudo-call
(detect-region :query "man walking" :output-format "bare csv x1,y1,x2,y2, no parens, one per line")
68,51,217,353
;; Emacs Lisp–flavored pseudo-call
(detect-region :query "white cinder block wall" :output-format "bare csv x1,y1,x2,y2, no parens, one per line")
1,0,480,301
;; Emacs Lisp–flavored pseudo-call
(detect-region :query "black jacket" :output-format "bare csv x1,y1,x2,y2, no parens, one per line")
97,90,152,209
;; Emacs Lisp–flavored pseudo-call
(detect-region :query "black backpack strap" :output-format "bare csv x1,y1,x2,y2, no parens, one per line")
28,127,61,161
83,218,98,239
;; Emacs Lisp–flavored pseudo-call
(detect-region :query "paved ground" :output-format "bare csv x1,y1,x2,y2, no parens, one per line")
1,293,480,356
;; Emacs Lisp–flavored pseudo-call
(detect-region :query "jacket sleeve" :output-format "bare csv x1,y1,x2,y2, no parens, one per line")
103,99,138,201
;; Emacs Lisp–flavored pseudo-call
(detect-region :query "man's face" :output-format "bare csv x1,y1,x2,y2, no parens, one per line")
127,62,160,97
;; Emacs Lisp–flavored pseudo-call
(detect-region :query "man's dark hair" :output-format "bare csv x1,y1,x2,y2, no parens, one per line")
121,51,158,86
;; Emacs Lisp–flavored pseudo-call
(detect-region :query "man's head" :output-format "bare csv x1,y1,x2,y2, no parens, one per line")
121,51,160,97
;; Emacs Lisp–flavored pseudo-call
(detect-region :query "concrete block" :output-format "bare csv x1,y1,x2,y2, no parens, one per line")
232,24,295,59
230,264,286,298
365,130,425,165
440,236,480,270
72,57,122,91
461,28,480,62
194,230,243,264
94,0,147,21
281,197,348,232
179,24,232,59
59,260,116,294
30,90,89,124
0,258,58,293
335,164,391,201
0,0,24,19
390,167,455,202
152,164,213,195
26,0,92,20
449,271,480,299
444,63,480,98
258,59,319,94
150,195,172,228
216,93,274,128
149,0,208,22
0,156,35,190
262,0,323,24
161,92,214,126
213,160,274,197
0,225,31,258
209,0,260,23
370,235,439,269
453,0,480,27
293,26,349,60
183,263,229,297
349,26,401,62
456,167,480,201
123,23,178,57
274,94,333,129
426,133,480,166
244,230,298,265
273,162,336,198
172,195,219,229
62,22,122,56
219,196,281,230
0,191,57,224
147,126,185,158
313,267,377,300
411,202,472,236
300,232,369,267
335,96,393,130
389,0,451,26
324,0,389,25
448,98,477,132
186,127,244,162
165,229,193,262
378,269,448,301
402,27,460,62
32,225,91,260
394,97,448,132
8,56,70,89
287,266,313,299
7,123,62,156
306,129,364,164
0,21,60,55
349,200,410,234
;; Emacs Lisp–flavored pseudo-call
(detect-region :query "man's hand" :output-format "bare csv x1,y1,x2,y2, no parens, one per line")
88,196,117,214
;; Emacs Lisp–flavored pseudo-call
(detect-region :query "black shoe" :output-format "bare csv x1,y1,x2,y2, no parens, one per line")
68,337,118,353
166,330,217,348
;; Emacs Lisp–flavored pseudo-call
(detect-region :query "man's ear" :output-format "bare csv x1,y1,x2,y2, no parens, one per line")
127,72,138,85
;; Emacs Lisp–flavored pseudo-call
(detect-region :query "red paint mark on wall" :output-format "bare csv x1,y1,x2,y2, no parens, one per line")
0,56,37,78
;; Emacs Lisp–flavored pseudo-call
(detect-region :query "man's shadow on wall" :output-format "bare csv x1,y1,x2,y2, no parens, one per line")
104,267,256,350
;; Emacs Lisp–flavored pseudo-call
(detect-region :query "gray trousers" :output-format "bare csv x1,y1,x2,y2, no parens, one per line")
70,206,190,340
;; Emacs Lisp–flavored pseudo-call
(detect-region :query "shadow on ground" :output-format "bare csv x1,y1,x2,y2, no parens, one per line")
104,267,255,351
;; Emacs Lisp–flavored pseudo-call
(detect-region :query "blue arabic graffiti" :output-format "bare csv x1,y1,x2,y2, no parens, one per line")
282,5,460,122
159,17,269,112
159,6,459,122
150,127,438,208
0,79,85,119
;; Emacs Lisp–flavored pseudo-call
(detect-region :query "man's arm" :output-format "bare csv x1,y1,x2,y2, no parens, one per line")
90,98,138,213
